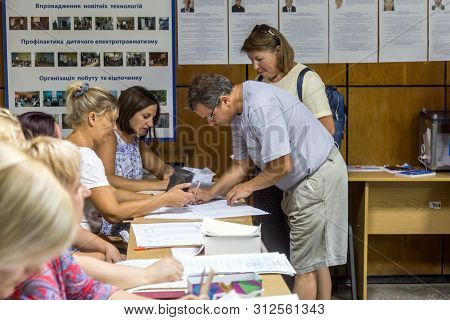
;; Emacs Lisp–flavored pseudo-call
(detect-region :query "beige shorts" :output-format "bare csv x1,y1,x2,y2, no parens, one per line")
281,147,348,274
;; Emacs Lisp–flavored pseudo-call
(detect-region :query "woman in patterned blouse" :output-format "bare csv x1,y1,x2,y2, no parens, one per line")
97,86,174,192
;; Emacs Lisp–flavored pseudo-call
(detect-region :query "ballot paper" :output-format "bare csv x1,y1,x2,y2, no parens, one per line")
145,199,269,220
183,167,215,185
202,218,260,237
118,252,296,276
132,223,204,248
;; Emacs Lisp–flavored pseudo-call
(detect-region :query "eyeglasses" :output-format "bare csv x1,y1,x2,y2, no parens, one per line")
251,24,280,44
207,93,224,122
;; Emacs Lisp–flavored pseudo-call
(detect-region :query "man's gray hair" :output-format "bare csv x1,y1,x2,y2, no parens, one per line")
187,74,233,111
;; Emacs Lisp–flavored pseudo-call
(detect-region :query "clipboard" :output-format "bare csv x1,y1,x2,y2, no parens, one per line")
166,167,195,191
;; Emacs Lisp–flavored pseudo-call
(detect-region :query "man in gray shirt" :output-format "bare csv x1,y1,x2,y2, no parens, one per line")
187,74,348,300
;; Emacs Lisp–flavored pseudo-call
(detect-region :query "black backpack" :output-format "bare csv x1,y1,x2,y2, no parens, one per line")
257,68,347,148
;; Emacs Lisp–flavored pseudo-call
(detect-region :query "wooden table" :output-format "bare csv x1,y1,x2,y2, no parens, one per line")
349,171,450,299
127,216,291,297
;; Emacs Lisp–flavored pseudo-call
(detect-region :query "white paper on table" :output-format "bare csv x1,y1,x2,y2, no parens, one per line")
118,252,296,276
229,0,278,64
329,0,378,63
429,1,450,61
171,246,204,257
379,0,427,62
202,218,260,237
144,200,269,220
177,0,228,65
280,0,328,64
132,222,204,248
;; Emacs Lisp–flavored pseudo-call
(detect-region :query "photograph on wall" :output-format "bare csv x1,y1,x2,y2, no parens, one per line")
379,0,427,62
429,0,450,61
4,0,176,139
280,0,328,64
228,0,278,64
329,0,378,63
177,0,228,65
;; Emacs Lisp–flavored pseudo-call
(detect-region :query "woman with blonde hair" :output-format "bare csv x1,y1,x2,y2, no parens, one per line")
0,143,76,299
65,82,193,236
0,109,25,142
0,108,122,263
9,137,184,299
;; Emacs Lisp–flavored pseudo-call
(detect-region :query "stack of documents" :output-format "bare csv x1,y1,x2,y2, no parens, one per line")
132,222,204,248
202,218,261,255
202,218,260,236
118,252,296,276
126,279,188,299
145,199,269,220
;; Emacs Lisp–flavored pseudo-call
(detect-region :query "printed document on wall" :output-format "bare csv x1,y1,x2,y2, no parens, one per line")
429,1,450,61
4,0,176,139
379,0,427,62
228,0,278,64
177,0,228,64
280,0,328,64
329,0,377,63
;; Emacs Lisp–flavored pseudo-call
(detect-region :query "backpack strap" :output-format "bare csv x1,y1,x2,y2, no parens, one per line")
297,67,312,103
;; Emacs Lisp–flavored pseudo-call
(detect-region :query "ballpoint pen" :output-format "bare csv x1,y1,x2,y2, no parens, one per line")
199,268,215,298
188,182,201,206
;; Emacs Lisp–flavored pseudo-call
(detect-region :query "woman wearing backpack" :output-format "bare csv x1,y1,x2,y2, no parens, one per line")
241,24,335,136
240,24,340,299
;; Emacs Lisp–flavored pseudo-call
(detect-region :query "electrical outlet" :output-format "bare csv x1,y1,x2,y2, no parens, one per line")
429,201,441,210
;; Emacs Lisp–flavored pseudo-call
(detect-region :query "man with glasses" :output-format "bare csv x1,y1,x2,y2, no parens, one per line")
187,74,348,300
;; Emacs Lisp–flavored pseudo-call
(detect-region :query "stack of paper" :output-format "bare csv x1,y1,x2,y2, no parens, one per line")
202,218,260,237
132,222,204,248
126,279,188,299
202,218,262,255
347,165,383,172
118,252,296,276
145,199,269,220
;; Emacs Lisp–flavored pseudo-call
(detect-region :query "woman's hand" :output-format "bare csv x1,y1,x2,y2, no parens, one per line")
103,242,124,263
162,183,194,207
151,178,170,191
144,257,183,283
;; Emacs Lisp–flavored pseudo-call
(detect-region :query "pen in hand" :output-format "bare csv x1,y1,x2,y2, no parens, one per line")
188,182,201,206
199,268,215,298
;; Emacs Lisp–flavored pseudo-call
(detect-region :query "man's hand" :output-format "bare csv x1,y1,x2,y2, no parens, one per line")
226,182,253,205
190,188,213,204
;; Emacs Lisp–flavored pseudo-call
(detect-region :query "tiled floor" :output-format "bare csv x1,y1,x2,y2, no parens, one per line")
332,283,450,300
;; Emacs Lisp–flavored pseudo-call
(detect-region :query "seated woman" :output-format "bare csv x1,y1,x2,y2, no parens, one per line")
18,111,62,139
97,86,174,192
65,82,193,236
0,109,24,143
3,110,122,263
1,144,198,300
23,137,183,290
